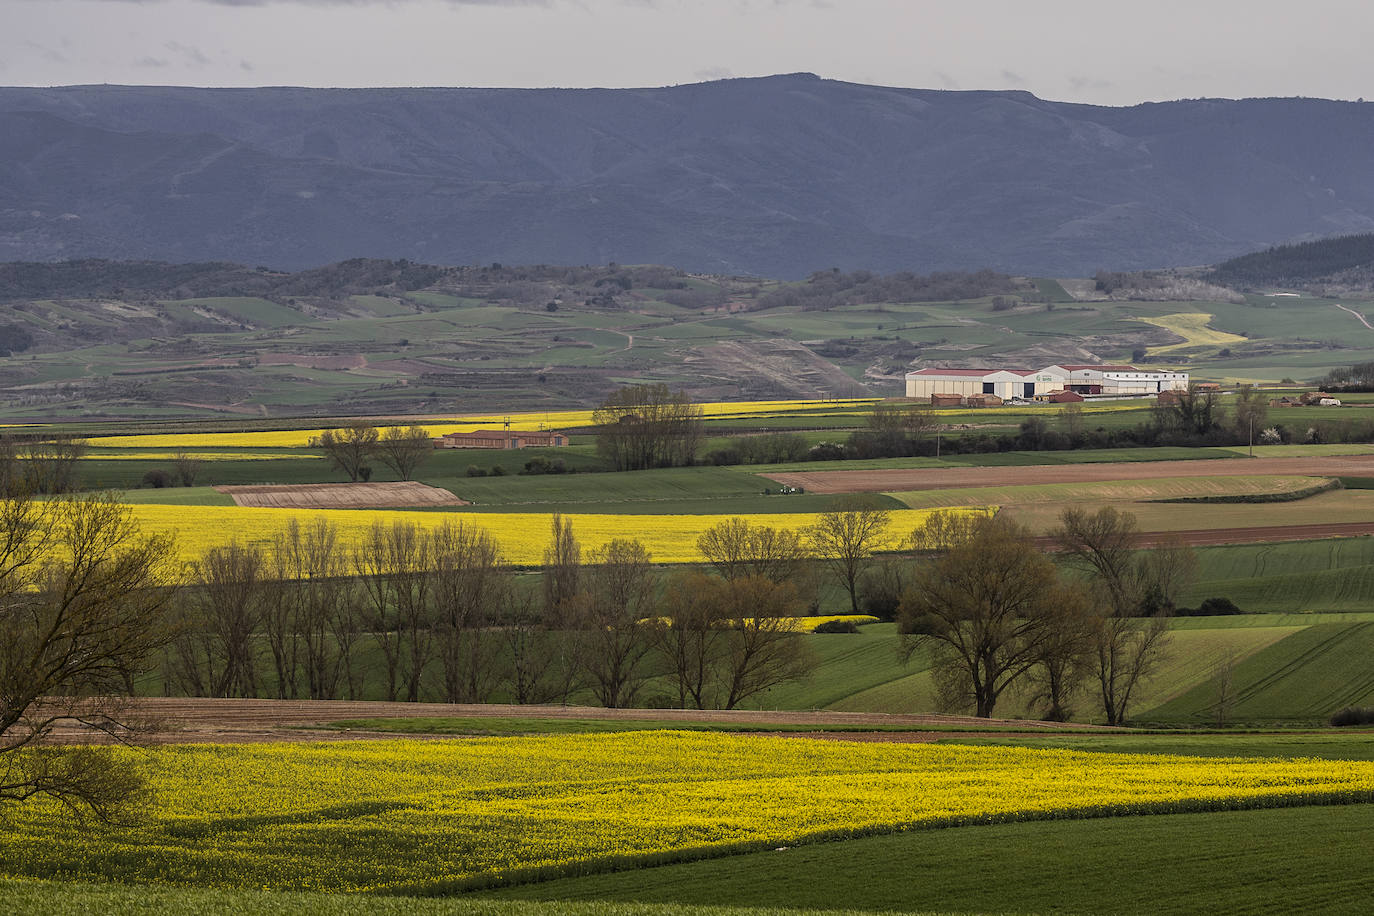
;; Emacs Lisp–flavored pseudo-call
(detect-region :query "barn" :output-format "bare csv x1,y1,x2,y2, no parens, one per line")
906,364,1189,400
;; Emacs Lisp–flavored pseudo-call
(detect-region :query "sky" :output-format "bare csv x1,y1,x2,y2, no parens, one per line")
4,0,1374,106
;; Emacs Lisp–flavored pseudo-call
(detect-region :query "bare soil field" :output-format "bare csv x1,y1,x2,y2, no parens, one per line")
215,481,467,509
764,455,1374,493
44,698,1111,744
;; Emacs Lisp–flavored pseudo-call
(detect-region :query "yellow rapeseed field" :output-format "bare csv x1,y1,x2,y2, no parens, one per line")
2,734,1372,893
124,505,982,566
90,398,882,449
1137,312,1247,355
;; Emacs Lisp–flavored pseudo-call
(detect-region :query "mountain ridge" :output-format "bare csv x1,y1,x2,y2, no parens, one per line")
4,75,1374,276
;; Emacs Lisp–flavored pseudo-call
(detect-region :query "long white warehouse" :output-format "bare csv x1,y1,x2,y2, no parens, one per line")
905,364,1189,400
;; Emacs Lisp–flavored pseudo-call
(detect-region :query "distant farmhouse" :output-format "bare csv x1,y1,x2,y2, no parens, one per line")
433,430,569,449
905,364,1188,403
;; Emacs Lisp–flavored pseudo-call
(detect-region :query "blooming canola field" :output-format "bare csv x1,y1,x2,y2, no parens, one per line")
2,734,1373,894
91,399,883,449
124,504,989,566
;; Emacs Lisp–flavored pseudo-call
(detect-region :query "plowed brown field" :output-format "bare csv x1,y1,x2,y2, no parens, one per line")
42,698,1111,744
764,455,1374,493
215,481,467,508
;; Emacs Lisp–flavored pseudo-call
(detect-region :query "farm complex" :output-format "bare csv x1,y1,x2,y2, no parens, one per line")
906,364,1190,401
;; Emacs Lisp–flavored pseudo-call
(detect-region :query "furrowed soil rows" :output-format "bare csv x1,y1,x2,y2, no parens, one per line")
214,481,468,509
765,455,1374,493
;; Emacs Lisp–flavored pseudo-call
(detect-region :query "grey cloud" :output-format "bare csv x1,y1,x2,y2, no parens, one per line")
934,71,960,91
999,69,1025,86
134,56,171,67
24,40,68,63
165,41,211,66
81,1,554,6
1069,75,1114,91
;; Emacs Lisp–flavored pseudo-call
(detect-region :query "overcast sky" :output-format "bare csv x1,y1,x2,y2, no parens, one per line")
5,0,1373,106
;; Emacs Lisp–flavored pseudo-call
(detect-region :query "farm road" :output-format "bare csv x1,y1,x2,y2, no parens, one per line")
762,455,1374,494
44,698,1111,744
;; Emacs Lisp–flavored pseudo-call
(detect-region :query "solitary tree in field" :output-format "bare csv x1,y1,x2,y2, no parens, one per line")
316,424,379,482
807,496,892,613
0,493,178,820
376,425,433,481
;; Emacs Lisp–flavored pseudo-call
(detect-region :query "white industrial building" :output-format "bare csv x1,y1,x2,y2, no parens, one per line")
905,364,1189,400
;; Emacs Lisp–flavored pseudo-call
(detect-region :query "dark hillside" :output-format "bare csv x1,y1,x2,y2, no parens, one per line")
4,77,1374,276
1209,233,1374,290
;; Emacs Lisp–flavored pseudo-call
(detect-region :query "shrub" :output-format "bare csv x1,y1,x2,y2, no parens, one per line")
1175,597,1243,616
489,465,506,477
812,619,859,634
141,468,173,488
1330,706,1374,727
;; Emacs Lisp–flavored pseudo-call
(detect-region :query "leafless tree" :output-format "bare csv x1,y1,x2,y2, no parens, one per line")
542,512,582,621
653,570,727,709
316,424,380,482
1054,507,1187,725
23,437,87,494
172,542,268,698
592,383,703,470
709,576,815,710
697,517,809,584
577,538,659,708
271,518,353,701
376,425,434,481
898,514,1078,718
172,452,203,488
352,520,432,701
0,493,178,820
807,496,893,613
501,586,575,705
430,520,504,703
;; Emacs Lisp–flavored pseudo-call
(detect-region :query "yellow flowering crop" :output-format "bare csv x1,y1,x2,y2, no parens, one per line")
1,734,1371,894
89,399,882,449
81,452,323,461
123,505,985,567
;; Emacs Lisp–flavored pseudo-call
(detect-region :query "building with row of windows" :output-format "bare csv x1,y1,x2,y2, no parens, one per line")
904,364,1189,401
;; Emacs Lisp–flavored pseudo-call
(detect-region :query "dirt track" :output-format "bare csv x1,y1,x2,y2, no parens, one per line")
763,455,1374,493
215,481,467,509
44,698,1112,745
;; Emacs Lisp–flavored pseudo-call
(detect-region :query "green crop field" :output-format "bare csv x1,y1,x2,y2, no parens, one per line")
888,475,1328,509
490,805,1374,916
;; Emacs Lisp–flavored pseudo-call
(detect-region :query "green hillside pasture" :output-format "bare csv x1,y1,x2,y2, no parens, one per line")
740,623,918,711
491,804,1374,916
829,624,1300,722
160,297,305,328
115,486,235,506
1217,443,1374,458
888,475,1326,510
0,882,927,916
1003,487,1374,534
1142,622,1374,724
1183,538,1374,613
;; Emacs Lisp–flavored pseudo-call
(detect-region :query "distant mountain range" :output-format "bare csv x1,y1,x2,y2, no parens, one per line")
4,75,1374,277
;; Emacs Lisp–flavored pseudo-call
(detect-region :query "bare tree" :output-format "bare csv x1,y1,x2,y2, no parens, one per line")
352,520,432,702
1054,507,1188,725
697,517,809,584
172,452,203,488
23,437,87,494
898,514,1078,718
430,520,504,703
592,383,703,470
577,538,659,708
271,518,353,701
709,575,815,710
0,493,178,819
542,512,582,620
175,542,268,698
807,496,893,613
315,424,380,482
653,570,727,709
376,425,434,481
501,587,575,705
